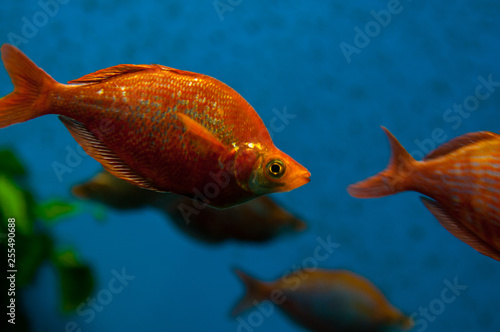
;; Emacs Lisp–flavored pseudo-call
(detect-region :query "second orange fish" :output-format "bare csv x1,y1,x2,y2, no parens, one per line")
348,127,500,261
0,44,310,208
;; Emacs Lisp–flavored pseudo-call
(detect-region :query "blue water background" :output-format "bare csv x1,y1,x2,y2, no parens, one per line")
1,1,500,331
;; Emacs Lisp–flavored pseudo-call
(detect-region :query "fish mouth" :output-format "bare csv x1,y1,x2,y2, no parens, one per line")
300,170,311,183
71,185,88,199
286,169,311,191
303,170,311,181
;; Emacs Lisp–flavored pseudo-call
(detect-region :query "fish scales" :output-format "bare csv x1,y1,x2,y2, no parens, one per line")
348,127,500,261
0,44,310,208
45,68,254,190
418,139,500,249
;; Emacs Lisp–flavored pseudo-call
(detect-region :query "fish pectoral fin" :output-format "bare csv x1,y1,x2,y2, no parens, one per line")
176,113,226,153
58,116,159,191
424,132,500,160
67,64,158,84
420,197,500,261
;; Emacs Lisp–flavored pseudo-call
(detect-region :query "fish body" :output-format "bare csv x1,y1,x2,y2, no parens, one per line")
0,44,309,208
72,170,306,243
232,268,413,332
161,193,307,243
348,127,500,261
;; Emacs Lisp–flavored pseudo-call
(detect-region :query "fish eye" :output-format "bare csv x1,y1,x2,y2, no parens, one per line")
266,159,285,179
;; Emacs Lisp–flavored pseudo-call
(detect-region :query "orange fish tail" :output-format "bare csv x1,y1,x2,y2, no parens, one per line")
388,308,414,331
347,127,417,198
231,269,270,317
0,44,56,128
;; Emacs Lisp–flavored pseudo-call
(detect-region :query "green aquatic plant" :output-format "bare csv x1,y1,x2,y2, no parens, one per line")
35,199,79,224
53,249,95,312
0,148,95,330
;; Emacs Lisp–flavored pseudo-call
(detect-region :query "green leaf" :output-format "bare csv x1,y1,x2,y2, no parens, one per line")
52,250,95,312
36,199,79,223
22,189,37,228
0,175,32,234
16,232,53,288
0,149,27,177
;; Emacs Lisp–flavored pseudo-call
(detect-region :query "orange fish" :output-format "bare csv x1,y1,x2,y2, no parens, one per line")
0,44,310,208
72,170,307,243
348,127,500,261
232,268,413,332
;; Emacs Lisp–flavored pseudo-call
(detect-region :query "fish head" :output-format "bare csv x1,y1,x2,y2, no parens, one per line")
234,144,310,195
71,173,111,201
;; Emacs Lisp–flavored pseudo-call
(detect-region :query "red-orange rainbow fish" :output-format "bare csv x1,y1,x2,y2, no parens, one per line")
348,127,500,261
0,44,310,208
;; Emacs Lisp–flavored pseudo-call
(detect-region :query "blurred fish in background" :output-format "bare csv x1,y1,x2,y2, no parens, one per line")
72,170,307,243
232,268,413,332
348,127,500,261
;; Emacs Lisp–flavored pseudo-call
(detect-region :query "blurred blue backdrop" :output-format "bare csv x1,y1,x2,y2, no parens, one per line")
1,0,500,331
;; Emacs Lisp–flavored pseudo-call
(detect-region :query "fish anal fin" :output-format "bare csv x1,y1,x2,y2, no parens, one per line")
424,132,500,160
58,116,158,191
176,113,226,153
420,197,500,261
68,64,158,84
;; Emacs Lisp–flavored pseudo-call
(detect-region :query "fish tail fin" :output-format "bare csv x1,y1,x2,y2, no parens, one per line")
231,268,270,317
291,217,308,231
0,44,57,128
388,309,414,331
347,127,417,198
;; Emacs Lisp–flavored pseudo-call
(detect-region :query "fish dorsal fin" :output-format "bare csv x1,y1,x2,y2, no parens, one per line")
176,113,227,153
58,116,159,191
68,64,157,84
420,197,500,261
424,131,499,160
